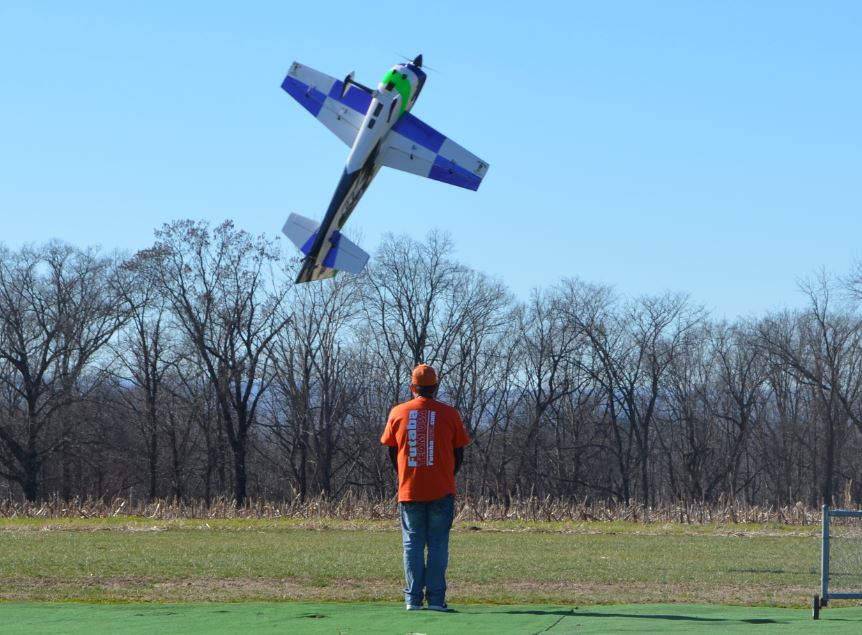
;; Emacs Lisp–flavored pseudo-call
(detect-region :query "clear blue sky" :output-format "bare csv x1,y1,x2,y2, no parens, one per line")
1,1,860,318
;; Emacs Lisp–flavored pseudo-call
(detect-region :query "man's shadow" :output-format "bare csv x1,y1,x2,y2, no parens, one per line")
463,608,780,625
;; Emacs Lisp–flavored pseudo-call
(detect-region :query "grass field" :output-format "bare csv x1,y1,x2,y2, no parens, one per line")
0,517,823,604
2,516,860,632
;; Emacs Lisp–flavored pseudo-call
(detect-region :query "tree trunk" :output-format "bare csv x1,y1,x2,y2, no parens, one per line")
233,436,247,507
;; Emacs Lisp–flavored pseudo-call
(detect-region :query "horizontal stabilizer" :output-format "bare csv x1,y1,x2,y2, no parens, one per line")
283,213,370,284
282,213,319,255
322,231,369,274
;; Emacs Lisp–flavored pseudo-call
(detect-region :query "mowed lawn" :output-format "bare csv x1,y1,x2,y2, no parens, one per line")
0,517,827,607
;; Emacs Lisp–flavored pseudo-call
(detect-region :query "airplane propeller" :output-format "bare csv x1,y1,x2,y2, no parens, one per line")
397,53,434,71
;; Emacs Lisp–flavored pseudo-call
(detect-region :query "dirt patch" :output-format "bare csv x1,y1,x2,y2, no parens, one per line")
0,575,818,607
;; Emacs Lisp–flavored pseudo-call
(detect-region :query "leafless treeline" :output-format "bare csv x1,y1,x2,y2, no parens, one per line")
2,220,862,508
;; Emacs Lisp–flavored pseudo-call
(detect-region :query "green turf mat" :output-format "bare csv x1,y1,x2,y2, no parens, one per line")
1,602,860,634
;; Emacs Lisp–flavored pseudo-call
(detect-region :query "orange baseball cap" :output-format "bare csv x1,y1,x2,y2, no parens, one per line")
411,364,438,386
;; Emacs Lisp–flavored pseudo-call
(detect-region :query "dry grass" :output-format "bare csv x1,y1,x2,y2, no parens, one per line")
0,494,827,525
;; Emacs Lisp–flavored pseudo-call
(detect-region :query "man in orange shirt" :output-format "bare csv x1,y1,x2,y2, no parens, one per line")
380,363,470,612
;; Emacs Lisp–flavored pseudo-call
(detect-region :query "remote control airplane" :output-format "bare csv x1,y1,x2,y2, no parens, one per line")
281,55,489,283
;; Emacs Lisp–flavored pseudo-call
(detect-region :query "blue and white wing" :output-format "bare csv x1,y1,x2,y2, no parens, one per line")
281,62,372,147
375,113,489,191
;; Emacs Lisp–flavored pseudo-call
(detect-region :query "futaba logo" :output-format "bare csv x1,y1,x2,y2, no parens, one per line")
408,410,419,467
406,409,436,468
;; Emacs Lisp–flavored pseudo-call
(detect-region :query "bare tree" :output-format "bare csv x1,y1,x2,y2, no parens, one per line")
266,273,362,499
624,294,701,506
171,352,226,503
129,221,291,505
710,322,769,501
110,263,181,501
0,243,126,500
758,274,862,504
844,260,862,303
564,282,636,502
362,232,469,384
657,322,715,502
577,290,699,505
511,287,585,496
757,343,815,504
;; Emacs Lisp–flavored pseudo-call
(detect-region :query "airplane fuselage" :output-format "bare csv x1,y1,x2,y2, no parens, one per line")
296,62,427,282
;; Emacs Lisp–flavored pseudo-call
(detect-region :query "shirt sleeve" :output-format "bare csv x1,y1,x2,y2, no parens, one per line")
380,413,398,447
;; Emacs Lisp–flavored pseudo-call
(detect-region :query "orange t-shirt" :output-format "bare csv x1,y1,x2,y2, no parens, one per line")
380,396,470,502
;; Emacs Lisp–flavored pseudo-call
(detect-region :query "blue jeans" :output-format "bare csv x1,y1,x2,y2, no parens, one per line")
399,494,455,606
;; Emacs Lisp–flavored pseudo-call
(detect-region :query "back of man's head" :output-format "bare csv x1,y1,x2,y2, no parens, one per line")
411,364,438,398
415,384,438,398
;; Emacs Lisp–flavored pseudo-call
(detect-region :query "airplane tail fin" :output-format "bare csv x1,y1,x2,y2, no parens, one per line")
282,213,370,283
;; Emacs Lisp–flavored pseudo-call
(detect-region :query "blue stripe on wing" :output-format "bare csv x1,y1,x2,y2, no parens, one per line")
429,155,482,191
391,113,447,154
281,76,326,118
392,113,484,191
328,82,372,115
282,74,373,121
